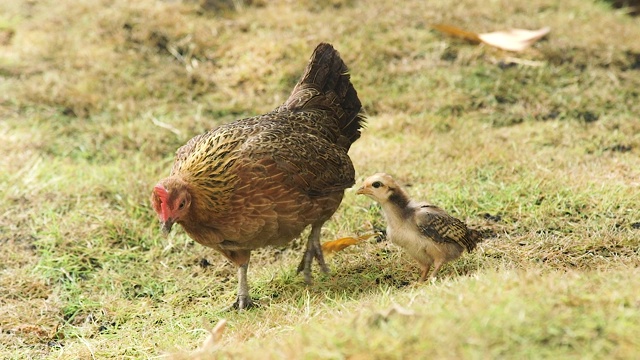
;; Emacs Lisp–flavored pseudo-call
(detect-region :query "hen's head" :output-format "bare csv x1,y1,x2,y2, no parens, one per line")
356,173,399,202
151,178,192,234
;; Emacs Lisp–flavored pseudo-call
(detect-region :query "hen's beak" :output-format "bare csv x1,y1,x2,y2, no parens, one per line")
356,186,368,195
161,218,175,235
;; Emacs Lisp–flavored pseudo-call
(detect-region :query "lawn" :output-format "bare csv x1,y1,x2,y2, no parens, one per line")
1,0,639,358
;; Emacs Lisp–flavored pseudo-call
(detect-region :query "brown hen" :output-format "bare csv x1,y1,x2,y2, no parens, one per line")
357,173,483,281
151,43,364,309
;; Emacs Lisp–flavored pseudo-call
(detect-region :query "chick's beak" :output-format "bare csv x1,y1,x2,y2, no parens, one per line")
356,186,368,195
161,218,175,235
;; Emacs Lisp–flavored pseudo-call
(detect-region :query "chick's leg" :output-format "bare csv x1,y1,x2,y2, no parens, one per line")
297,223,330,284
428,259,445,281
418,264,432,282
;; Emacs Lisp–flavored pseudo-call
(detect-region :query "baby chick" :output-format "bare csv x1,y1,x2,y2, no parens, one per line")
357,173,483,281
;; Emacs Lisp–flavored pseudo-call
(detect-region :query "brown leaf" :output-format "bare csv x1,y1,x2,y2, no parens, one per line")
200,319,227,351
321,233,378,255
369,304,418,326
433,23,550,52
13,324,50,340
0,29,14,46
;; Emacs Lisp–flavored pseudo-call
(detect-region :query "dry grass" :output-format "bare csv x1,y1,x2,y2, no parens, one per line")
1,0,639,358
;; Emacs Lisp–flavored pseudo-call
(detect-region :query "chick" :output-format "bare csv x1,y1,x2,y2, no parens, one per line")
357,173,482,281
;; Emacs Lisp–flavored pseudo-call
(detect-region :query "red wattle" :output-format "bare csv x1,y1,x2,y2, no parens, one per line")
160,201,170,222
154,184,171,222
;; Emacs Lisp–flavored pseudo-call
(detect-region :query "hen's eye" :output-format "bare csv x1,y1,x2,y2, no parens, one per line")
179,200,186,209
372,181,382,188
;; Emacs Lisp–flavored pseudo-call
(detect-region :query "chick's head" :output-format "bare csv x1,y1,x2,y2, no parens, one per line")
356,173,399,202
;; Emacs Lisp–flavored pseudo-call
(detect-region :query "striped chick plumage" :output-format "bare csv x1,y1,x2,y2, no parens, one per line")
357,173,483,281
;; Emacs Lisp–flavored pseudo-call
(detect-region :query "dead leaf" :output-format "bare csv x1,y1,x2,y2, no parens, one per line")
199,318,227,351
433,23,550,52
495,56,545,67
321,233,378,255
0,29,15,46
478,27,550,52
168,319,227,360
369,304,418,326
14,324,49,339
432,24,481,43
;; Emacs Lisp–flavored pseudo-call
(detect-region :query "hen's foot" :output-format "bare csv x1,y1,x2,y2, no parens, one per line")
296,242,330,284
230,295,256,311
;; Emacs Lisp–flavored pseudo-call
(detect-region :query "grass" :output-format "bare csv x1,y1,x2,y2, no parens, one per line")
1,0,639,358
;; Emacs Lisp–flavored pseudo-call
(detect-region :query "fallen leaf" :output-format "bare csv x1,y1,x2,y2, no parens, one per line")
369,304,418,326
200,318,227,351
0,29,15,46
14,324,49,339
432,24,481,43
496,56,545,67
433,23,550,52
321,233,378,255
478,27,550,52
168,319,227,360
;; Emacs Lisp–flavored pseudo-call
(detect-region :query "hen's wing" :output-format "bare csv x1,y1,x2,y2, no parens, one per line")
415,204,476,252
241,121,355,196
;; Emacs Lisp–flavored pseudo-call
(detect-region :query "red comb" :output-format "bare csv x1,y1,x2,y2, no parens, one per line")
154,184,170,222
154,184,169,199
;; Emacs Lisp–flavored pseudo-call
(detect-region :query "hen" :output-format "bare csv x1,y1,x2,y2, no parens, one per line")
151,43,364,309
357,173,482,281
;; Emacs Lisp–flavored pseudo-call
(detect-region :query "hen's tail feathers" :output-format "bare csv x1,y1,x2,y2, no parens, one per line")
284,43,365,147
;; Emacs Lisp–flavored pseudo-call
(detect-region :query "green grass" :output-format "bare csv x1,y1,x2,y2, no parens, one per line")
1,0,639,358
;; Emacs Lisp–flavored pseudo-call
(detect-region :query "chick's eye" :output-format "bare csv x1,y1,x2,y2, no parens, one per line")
372,181,382,189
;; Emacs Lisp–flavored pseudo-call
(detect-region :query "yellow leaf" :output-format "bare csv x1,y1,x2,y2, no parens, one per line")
321,233,379,255
432,24,481,43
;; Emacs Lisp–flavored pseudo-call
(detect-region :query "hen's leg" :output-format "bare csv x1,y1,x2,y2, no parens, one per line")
221,250,255,310
297,223,330,284
232,262,255,310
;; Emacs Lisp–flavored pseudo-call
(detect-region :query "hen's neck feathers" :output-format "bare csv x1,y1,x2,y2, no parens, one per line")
170,130,244,215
